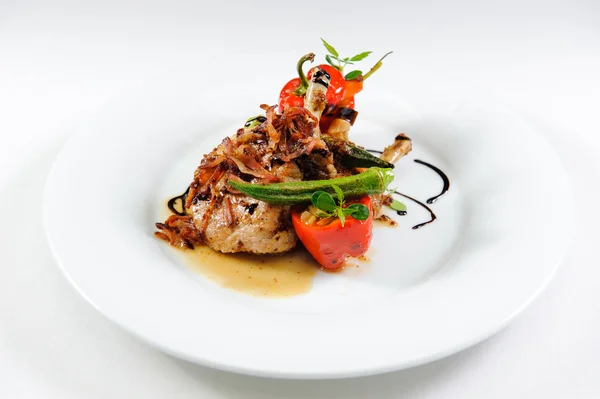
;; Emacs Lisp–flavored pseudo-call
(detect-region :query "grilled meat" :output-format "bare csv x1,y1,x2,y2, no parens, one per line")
192,194,297,254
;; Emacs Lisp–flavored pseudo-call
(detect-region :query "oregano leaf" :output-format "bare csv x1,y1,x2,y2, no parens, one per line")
320,38,339,57
331,185,345,204
346,203,370,220
350,51,372,61
344,70,363,80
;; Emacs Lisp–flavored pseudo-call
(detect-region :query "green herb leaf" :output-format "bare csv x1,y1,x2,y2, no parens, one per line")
350,51,372,61
311,191,326,208
345,203,370,220
331,185,345,204
342,207,355,216
337,207,346,227
344,70,363,80
313,191,337,212
325,55,336,67
321,38,339,57
325,55,343,71
389,200,407,212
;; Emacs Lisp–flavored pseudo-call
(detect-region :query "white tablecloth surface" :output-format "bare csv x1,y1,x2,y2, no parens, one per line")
1,1,599,397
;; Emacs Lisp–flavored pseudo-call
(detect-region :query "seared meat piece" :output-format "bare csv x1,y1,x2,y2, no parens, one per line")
191,161,302,254
192,194,297,254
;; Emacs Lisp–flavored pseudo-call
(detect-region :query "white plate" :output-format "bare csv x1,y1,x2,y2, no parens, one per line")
43,70,574,379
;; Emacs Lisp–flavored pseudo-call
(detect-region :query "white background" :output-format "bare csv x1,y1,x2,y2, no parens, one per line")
1,0,599,397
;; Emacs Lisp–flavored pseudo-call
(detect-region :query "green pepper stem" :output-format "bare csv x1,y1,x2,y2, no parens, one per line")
362,51,393,81
293,53,315,96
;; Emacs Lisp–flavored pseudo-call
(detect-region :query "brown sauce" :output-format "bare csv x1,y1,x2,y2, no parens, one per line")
180,245,318,297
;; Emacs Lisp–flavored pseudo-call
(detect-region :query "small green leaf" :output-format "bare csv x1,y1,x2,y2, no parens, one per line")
389,200,407,212
344,70,363,80
320,38,339,57
325,55,336,67
331,185,345,204
311,191,327,208
350,51,372,61
311,191,336,212
337,207,346,227
315,192,337,212
342,207,355,216
346,203,370,220
342,57,349,62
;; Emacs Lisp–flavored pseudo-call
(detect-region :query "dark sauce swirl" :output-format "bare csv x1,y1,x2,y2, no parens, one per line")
167,186,190,216
414,159,450,204
366,149,450,229
392,191,437,230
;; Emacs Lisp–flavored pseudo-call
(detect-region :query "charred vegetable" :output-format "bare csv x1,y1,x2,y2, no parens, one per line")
323,137,394,169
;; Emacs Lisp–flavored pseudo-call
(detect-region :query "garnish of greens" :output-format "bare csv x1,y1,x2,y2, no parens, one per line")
311,185,370,227
320,37,393,81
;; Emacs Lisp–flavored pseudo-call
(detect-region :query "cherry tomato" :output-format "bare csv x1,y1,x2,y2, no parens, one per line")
279,78,304,110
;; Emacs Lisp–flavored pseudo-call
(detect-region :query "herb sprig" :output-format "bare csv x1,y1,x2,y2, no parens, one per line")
320,38,392,81
311,185,370,227
320,38,371,78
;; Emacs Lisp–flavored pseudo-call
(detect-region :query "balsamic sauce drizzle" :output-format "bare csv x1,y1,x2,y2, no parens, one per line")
365,149,450,229
167,186,190,216
392,191,437,230
414,159,450,204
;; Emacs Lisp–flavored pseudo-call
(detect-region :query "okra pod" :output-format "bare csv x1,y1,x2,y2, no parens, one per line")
228,167,394,205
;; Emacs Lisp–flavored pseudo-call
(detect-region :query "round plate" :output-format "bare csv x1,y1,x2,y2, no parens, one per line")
43,69,574,378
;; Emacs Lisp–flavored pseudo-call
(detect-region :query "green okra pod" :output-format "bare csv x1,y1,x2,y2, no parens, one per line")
228,167,395,205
